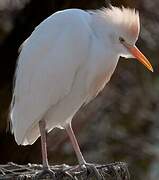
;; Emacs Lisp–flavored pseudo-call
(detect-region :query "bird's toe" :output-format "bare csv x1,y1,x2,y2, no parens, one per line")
34,168,56,180
81,163,103,180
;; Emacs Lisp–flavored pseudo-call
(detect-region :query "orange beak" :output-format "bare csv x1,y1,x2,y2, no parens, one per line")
124,43,153,72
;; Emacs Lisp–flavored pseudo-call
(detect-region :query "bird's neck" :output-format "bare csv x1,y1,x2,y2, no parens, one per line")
84,12,121,102
85,35,119,102
89,11,120,69
89,11,117,49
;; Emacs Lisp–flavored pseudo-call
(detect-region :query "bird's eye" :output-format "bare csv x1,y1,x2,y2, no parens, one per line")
119,37,125,43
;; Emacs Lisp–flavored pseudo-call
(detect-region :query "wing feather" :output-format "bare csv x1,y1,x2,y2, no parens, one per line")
10,9,92,145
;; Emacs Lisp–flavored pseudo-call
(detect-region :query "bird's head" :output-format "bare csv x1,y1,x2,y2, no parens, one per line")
101,6,153,72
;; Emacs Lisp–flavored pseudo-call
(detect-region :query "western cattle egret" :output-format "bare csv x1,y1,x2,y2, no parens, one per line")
10,6,153,178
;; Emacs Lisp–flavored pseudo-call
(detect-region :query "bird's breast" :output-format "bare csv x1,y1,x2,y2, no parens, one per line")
86,56,118,102
88,71,108,99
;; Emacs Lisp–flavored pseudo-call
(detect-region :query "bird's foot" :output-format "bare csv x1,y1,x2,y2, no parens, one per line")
81,163,103,180
34,167,56,180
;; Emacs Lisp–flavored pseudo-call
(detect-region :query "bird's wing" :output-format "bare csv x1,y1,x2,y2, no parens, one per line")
10,9,92,145
18,37,29,53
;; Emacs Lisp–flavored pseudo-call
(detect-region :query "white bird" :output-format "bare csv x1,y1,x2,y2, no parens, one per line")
10,6,153,178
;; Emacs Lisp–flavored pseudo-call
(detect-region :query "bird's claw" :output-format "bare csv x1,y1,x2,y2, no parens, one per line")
81,163,103,180
34,168,56,180
55,170,74,180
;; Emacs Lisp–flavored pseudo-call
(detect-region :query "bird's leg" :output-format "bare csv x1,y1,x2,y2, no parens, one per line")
65,122,102,180
39,119,49,169
35,119,55,179
65,122,86,165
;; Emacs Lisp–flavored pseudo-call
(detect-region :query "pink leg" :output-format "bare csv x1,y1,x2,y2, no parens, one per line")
36,120,56,179
39,119,49,169
65,122,102,179
65,122,86,165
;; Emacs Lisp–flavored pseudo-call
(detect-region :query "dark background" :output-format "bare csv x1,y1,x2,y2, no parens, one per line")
0,0,159,180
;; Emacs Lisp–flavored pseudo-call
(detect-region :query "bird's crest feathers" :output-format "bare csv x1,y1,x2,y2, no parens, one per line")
99,6,140,40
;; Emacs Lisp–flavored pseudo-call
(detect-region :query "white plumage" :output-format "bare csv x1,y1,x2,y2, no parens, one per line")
10,7,152,148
